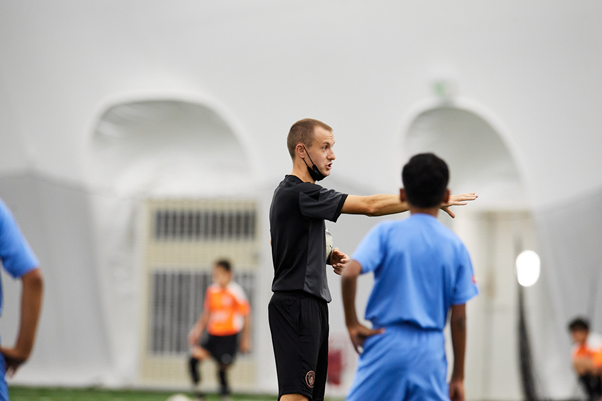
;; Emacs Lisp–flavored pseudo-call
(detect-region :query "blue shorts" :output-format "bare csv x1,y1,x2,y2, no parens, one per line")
346,324,448,401
0,353,7,401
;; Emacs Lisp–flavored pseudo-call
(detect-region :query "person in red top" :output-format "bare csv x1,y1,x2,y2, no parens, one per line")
568,317,602,401
188,259,251,401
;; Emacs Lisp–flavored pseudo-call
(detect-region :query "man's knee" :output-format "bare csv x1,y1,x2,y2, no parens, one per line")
191,346,210,360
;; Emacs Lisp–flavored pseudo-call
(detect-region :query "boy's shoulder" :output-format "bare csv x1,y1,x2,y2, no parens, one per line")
0,198,13,229
374,214,447,231
206,283,220,293
587,332,602,350
226,281,249,301
206,282,248,303
376,215,466,247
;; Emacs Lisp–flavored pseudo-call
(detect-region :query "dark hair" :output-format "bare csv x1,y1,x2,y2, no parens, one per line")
214,259,232,272
287,118,333,158
568,317,589,332
402,153,449,208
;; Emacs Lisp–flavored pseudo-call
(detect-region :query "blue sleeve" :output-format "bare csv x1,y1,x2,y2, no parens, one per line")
0,199,39,278
352,223,386,274
451,243,478,305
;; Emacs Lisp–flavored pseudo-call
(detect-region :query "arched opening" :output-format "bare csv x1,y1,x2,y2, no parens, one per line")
88,99,253,196
404,106,526,209
403,105,546,400
84,99,259,387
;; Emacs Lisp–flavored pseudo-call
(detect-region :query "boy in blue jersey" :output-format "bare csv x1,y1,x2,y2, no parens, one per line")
0,198,43,401
342,153,478,401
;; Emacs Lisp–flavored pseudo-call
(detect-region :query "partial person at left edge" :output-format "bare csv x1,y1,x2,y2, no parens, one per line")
0,198,43,401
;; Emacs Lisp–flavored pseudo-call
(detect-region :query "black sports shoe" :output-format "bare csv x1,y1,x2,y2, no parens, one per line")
218,369,230,397
188,356,201,384
220,384,231,397
193,391,206,401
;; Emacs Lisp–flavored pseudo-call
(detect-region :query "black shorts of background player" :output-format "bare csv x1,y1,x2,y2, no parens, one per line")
269,119,478,401
188,260,251,401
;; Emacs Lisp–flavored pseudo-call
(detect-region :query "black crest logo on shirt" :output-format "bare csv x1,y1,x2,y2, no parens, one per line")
305,370,315,388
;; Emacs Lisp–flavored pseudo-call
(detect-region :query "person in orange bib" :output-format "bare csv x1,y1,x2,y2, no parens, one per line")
568,317,602,401
188,260,251,401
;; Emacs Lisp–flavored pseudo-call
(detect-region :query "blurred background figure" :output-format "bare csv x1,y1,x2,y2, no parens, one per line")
187,260,251,401
0,198,43,401
568,317,602,401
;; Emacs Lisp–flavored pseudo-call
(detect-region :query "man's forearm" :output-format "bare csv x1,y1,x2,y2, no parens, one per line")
343,195,409,217
368,194,410,216
16,269,43,358
450,304,467,381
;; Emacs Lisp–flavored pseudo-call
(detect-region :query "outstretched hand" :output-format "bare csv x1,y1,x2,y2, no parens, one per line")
441,193,478,218
330,248,349,275
347,323,385,354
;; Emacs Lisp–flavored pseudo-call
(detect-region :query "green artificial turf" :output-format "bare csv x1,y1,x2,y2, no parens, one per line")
9,387,343,401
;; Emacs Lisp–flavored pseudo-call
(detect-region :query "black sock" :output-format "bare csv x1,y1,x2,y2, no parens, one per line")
189,356,200,385
219,369,229,395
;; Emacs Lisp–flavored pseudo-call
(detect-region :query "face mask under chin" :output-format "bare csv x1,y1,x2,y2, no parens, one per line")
302,146,327,182
307,165,326,181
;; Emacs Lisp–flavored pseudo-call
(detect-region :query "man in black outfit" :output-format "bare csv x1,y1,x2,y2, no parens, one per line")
269,118,477,401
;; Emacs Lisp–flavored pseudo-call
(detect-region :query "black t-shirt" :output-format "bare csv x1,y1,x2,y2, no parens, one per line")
269,175,348,302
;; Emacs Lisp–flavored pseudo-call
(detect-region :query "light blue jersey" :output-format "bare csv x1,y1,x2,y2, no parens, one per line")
353,214,477,330
347,213,478,401
0,199,39,315
0,198,39,401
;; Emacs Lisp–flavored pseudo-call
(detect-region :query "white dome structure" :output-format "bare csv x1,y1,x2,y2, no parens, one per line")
1,2,601,399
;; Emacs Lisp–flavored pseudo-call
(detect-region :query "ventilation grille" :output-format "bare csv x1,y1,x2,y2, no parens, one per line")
149,270,255,355
154,210,256,241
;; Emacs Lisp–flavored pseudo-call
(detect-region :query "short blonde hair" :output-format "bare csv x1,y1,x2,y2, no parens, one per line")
287,118,333,159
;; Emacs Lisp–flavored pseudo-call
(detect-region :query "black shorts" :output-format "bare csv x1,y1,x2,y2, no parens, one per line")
200,333,238,365
269,291,329,401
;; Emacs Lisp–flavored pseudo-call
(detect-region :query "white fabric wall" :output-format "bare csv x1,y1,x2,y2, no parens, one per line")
534,188,602,397
0,175,112,385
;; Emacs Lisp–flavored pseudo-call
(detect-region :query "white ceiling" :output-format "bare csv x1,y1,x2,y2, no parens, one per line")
1,1,601,207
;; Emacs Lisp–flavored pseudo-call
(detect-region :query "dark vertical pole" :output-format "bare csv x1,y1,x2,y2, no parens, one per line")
518,283,538,400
